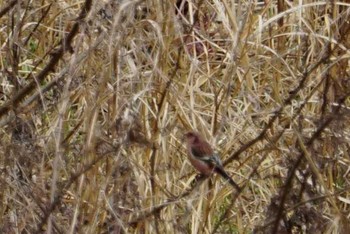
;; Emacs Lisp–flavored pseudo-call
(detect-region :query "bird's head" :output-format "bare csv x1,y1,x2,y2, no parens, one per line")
184,131,200,144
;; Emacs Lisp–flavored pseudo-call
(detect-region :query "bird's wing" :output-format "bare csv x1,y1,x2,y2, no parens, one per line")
190,142,214,159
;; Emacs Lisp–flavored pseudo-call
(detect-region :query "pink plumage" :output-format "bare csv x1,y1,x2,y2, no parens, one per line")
184,131,240,191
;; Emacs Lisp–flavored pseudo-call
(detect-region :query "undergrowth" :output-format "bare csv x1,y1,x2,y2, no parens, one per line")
0,0,350,233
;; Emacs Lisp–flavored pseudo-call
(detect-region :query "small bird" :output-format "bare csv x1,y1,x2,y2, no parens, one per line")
184,131,240,191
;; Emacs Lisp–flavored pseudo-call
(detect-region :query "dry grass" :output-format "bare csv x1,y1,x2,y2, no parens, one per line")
1,0,350,233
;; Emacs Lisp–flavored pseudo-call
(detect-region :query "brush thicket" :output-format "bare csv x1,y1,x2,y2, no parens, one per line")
0,0,349,233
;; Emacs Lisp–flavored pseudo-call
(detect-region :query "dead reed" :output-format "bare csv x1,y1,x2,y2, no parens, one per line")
0,0,350,233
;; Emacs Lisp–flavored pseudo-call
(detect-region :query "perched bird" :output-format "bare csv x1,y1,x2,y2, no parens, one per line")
184,131,240,191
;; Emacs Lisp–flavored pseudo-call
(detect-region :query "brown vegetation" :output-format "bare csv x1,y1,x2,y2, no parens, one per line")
0,0,350,233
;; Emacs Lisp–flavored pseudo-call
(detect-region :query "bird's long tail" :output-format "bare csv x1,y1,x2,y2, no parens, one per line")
215,166,241,192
